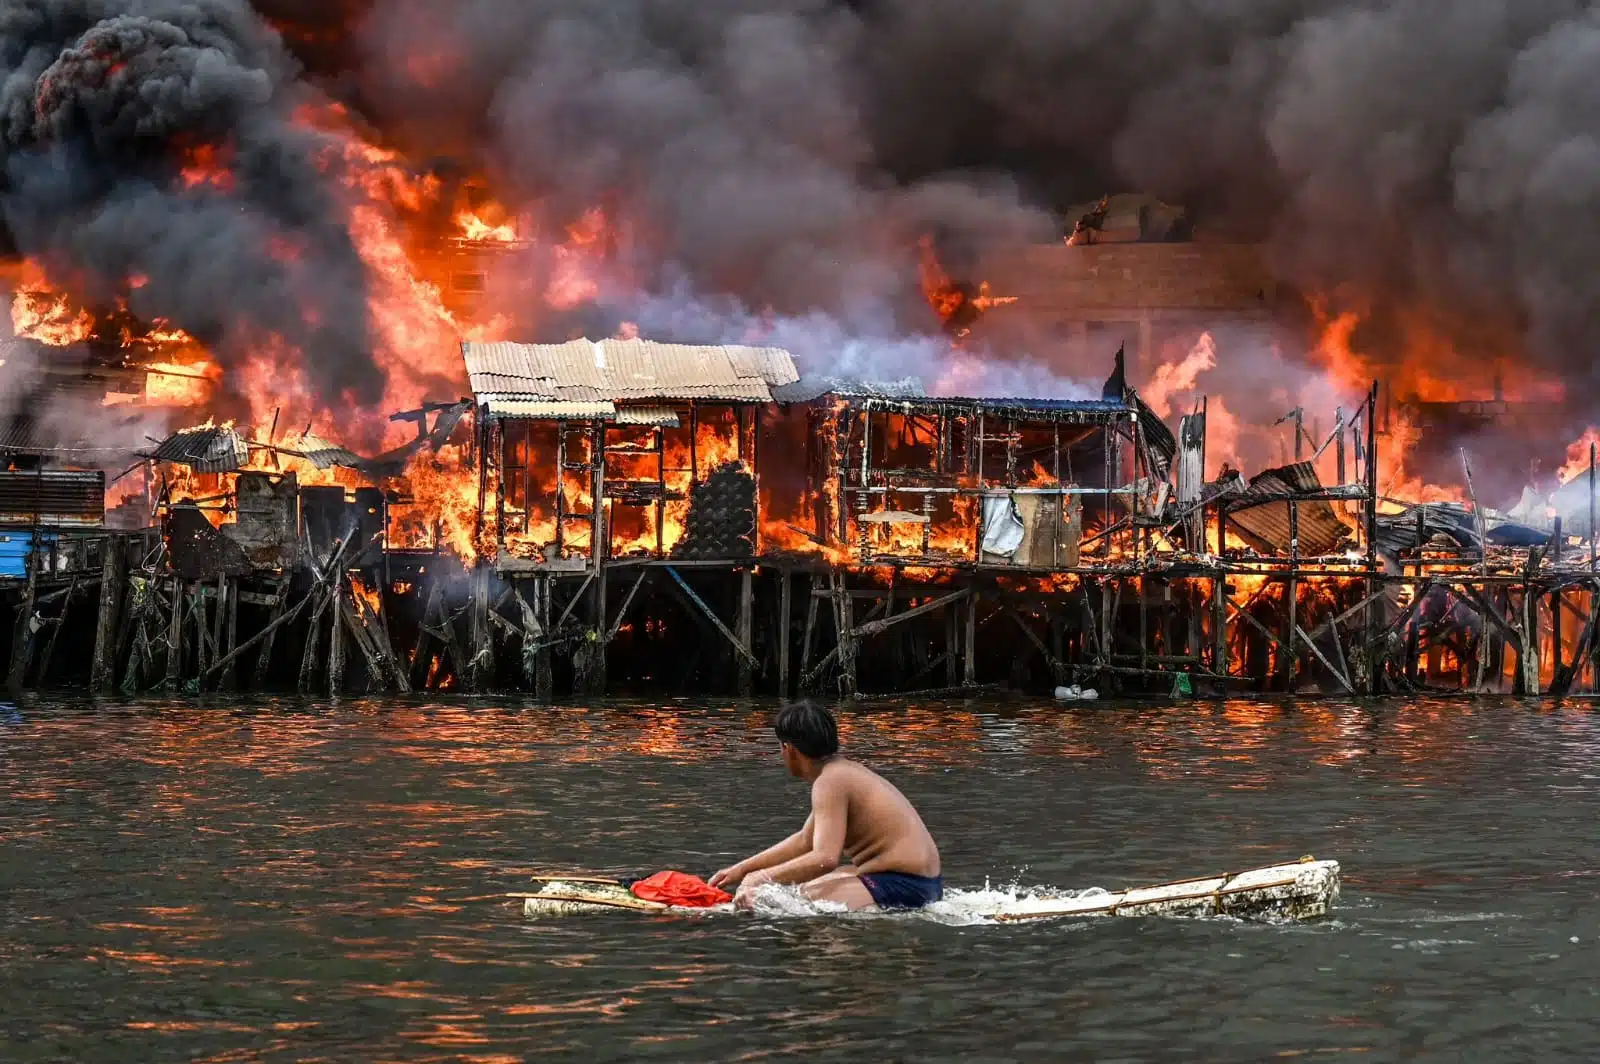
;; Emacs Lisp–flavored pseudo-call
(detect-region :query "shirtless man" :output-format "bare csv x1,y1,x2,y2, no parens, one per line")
708,701,942,911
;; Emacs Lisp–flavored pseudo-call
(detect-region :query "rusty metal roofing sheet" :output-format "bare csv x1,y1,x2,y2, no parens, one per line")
463,339,798,404
1227,463,1352,556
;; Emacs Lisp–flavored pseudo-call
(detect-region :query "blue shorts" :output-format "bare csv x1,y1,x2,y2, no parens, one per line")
859,871,943,910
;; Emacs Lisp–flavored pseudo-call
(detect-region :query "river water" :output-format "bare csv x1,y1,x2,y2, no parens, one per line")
1,696,1596,1062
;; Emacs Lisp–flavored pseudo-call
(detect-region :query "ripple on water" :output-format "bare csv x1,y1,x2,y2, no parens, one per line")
1,696,1597,1063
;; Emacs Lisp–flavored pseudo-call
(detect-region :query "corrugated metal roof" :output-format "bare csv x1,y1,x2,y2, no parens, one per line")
614,405,680,427
282,433,367,470
771,376,927,404
1227,463,1352,556
149,426,249,473
462,339,798,405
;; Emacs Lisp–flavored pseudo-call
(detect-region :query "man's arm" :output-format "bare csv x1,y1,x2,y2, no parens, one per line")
747,776,847,887
709,815,813,888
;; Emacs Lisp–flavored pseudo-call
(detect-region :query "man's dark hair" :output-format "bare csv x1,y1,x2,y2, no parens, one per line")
774,701,838,760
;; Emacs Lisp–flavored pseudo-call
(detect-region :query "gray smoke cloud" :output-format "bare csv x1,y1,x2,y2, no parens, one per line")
0,0,380,408
330,0,1600,418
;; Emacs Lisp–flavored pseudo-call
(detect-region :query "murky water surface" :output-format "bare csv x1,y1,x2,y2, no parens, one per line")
2,697,1597,1062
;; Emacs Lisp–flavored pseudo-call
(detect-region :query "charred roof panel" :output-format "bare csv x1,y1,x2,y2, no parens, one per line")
149,426,249,473
282,433,367,470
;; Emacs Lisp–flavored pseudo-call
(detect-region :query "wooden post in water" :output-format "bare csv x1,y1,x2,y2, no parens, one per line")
222,575,239,691
1212,572,1227,682
7,533,41,696
165,578,185,691
468,563,493,693
963,585,978,687
836,571,857,699
90,536,126,693
328,577,346,696
1286,501,1300,692
737,567,754,697
777,569,792,699
799,577,819,693
536,574,554,700
944,598,960,688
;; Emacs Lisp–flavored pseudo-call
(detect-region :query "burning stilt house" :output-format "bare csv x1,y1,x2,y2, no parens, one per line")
463,338,799,567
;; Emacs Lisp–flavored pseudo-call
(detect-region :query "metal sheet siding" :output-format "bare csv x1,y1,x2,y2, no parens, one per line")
0,471,105,527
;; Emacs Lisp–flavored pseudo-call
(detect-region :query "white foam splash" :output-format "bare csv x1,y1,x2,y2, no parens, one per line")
738,878,1110,926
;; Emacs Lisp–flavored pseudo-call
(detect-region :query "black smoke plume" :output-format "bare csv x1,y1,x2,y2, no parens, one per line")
0,0,380,407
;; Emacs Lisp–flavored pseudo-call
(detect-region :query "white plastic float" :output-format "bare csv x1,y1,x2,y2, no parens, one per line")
516,857,1340,923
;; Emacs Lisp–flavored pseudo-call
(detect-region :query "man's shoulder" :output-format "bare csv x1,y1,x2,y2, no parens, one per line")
813,758,885,794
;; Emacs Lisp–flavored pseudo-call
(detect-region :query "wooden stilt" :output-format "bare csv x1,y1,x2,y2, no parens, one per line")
209,575,227,677
1520,583,1541,695
222,575,239,691
963,586,978,687
1212,572,1227,679
837,571,857,699
799,578,819,693
165,578,185,692
90,537,126,693
298,588,329,695
467,564,493,693
7,535,41,696
737,567,754,697
778,569,793,698
328,577,346,696
411,578,443,690
945,600,960,688
536,575,554,700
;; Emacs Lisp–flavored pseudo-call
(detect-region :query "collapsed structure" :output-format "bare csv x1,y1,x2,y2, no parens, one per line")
7,319,1600,702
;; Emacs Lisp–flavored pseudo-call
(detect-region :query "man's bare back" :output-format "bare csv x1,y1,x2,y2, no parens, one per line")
814,758,940,878
709,703,943,912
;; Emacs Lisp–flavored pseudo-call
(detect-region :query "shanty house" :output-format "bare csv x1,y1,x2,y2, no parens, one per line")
464,339,800,568
762,366,1169,570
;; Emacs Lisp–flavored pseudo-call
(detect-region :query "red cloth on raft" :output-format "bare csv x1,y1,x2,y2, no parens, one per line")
629,870,732,907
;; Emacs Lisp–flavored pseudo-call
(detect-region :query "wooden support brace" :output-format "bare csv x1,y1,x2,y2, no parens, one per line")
664,566,760,669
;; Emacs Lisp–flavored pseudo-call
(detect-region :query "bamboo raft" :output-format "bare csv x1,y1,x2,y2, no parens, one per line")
515,857,1340,923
